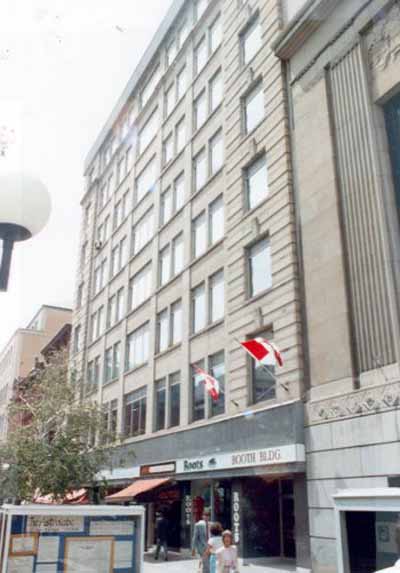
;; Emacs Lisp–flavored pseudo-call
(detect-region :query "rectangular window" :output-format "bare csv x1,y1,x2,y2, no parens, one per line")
195,0,207,21
77,283,84,309
129,263,152,310
177,67,186,101
172,233,184,275
159,245,171,286
171,300,182,345
113,342,121,379
176,117,186,153
251,331,275,403
110,400,118,439
246,154,269,210
107,294,117,328
125,146,133,175
157,309,169,353
248,237,272,296
163,133,174,165
111,238,127,277
210,350,225,416
138,108,159,154
73,325,81,353
136,157,157,203
114,199,123,230
155,379,166,431
166,40,177,67
241,16,262,65
97,306,104,338
124,387,147,437
169,372,180,427
141,66,161,108
165,84,174,117
174,173,185,210
194,90,207,130
193,212,207,258
192,283,206,333
104,347,113,383
210,130,224,175
209,195,224,244
132,209,154,254
126,323,149,370
244,82,264,133
106,172,114,200
209,70,223,113
209,269,224,323
194,149,207,191
116,156,124,186
87,361,94,389
94,356,101,387
195,37,207,75
177,20,189,49
103,215,110,241
209,15,222,53
192,361,205,421
116,287,125,322
161,188,173,225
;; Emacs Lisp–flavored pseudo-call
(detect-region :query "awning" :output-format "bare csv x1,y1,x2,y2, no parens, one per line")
105,478,170,502
34,489,88,505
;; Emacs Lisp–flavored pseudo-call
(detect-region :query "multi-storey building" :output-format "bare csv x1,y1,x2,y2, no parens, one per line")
72,0,310,565
274,1,400,572
0,305,72,438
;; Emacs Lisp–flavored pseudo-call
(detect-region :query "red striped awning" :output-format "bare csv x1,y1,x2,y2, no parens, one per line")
105,478,170,502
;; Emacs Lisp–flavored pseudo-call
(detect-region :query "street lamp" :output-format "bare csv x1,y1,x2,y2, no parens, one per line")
0,171,51,291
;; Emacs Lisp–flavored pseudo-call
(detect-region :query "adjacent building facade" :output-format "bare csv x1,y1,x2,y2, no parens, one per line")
0,305,72,438
274,1,400,572
72,0,311,566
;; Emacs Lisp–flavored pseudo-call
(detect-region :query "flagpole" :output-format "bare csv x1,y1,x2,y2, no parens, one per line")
233,337,289,393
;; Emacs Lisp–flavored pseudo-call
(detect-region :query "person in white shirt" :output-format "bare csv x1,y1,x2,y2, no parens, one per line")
207,522,223,573
216,530,239,573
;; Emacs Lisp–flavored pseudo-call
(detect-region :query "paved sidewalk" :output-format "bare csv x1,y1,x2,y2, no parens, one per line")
143,551,296,573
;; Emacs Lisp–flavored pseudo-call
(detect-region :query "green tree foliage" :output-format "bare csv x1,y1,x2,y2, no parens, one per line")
0,349,112,502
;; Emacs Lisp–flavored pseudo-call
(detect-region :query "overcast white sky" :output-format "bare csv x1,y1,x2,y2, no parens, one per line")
0,0,170,349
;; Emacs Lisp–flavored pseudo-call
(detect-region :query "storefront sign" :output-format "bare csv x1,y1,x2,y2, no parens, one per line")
140,462,176,476
27,516,84,533
232,491,240,544
184,495,192,526
176,444,305,474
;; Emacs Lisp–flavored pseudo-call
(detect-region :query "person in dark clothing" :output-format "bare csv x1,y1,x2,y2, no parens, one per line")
155,512,169,561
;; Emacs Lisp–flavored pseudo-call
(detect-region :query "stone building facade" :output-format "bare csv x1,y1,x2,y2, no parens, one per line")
274,1,400,571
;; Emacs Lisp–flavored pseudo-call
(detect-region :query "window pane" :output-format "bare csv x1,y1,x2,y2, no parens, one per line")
138,108,159,154
164,134,173,164
105,348,113,383
252,335,275,403
166,40,177,67
141,66,161,107
192,363,205,421
161,189,173,225
210,350,225,416
175,173,185,210
210,72,223,112
169,374,180,427
210,131,224,174
247,155,269,209
113,342,121,378
173,234,184,275
245,83,264,133
176,118,186,153
210,16,222,53
160,246,171,286
195,38,207,75
178,20,189,48
130,264,152,309
133,210,154,254
157,309,169,353
194,91,207,130
136,157,157,203
171,301,182,345
196,0,207,21
177,67,186,101
155,380,166,431
242,18,262,64
210,196,224,244
249,238,272,296
192,283,206,333
193,213,207,258
194,150,207,191
210,270,224,323
126,324,149,370
165,85,174,117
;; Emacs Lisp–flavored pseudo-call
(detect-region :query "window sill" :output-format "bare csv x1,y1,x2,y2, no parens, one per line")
192,166,224,198
190,318,224,341
189,237,224,269
91,284,107,304
126,296,152,319
160,146,185,178
105,318,125,336
129,237,154,264
137,133,158,161
109,264,128,285
156,270,184,295
103,377,119,388
191,103,223,143
154,342,182,360
158,204,185,234
124,362,149,377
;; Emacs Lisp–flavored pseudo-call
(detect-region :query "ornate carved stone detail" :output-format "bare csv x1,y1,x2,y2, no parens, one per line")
308,380,400,424
366,1,400,71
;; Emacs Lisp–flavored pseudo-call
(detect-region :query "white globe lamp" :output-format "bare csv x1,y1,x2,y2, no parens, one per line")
0,171,51,291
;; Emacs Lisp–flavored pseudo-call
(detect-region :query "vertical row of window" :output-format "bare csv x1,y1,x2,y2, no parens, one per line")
192,195,224,258
194,13,222,76
162,116,186,166
193,69,223,131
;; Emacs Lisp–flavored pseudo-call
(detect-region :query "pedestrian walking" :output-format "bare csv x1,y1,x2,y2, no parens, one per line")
154,511,169,561
207,522,223,573
192,508,211,573
216,530,239,573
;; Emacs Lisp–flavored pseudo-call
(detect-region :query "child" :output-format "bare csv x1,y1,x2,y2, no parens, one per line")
208,522,223,573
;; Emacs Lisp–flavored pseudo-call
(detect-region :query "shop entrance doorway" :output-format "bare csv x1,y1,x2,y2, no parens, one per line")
191,479,232,530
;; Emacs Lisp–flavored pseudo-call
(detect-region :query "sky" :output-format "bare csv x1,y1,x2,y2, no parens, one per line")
0,0,170,349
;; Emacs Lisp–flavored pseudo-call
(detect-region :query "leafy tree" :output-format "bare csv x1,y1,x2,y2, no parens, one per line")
0,348,113,503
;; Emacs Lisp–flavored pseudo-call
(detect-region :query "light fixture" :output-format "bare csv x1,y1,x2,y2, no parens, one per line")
0,170,51,291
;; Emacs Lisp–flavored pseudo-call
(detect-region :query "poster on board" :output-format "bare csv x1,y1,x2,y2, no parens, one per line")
64,536,114,573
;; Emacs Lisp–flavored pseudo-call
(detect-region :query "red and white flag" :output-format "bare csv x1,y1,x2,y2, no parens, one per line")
239,338,283,367
193,364,220,401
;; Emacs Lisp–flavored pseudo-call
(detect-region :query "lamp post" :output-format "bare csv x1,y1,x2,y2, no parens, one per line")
0,171,51,291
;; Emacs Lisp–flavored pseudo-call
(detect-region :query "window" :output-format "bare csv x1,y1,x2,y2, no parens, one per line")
169,372,180,427
156,309,169,353
248,238,272,296
172,233,184,275
209,270,224,323
192,283,206,333
113,199,124,230
155,379,166,431
73,325,81,353
125,323,149,370
116,156,124,186
194,149,207,191
141,66,161,108
209,195,224,244
104,347,113,383
177,67,186,101
163,133,173,165
177,20,189,48
195,37,207,75
138,108,159,154
175,172,185,210
159,245,171,286
106,172,114,200
165,84,174,117
90,306,104,342
129,263,152,310
192,361,205,421
160,174,185,224
113,342,121,379
210,351,225,416
110,237,127,277
77,283,84,308
171,300,182,345
244,82,264,133
116,288,125,322
166,39,177,67
209,70,223,112
193,212,207,258
176,117,186,153
194,90,207,130
209,15,222,53
210,130,224,174
110,400,118,440
132,209,154,254
241,16,262,65
195,0,207,21
87,357,101,391
94,259,107,294
161,188,173,225
246,154,269,209
136,157,157,203
125,146,133,175
251,330,275,403
124,387,147,437
107,294,117,328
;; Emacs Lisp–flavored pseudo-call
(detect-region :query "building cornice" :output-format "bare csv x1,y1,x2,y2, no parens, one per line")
272,0,341,60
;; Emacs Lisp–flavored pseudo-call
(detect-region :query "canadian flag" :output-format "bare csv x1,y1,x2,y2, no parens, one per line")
240,338,283,367
193,364,220,401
